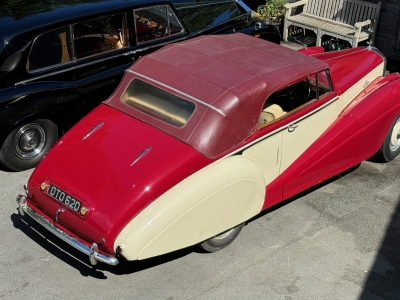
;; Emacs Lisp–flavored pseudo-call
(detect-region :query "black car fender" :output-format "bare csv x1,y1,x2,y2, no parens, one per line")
0,84,79,145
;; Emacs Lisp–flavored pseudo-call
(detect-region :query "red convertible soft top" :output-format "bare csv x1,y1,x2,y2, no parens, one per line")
108,33,328,158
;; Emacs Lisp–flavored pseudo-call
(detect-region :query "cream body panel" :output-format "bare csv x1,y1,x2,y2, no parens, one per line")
337,63,384,111
243,132,283,186
281,99,338,171
115,156,265,260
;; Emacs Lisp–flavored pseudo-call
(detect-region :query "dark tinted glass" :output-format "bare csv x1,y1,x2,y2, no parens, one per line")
28,26,71,71
134,6,184,44
73,14,127,59
177,2,242,32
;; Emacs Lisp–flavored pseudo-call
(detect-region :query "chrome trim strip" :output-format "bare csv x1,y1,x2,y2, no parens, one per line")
366,45,387,76
82,122,104,140
17,64,77,86
16,195,119,266
16,48,141,86
131,146,152,166
127,70,226,117
236,0,252,12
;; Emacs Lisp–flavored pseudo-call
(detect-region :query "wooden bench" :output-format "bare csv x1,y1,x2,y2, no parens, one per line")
282,0,382,48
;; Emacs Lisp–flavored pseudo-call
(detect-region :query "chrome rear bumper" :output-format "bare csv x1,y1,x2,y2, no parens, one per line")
16,194,119,266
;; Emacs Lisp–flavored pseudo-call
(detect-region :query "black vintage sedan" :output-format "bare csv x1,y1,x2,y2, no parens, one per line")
0,0,280,171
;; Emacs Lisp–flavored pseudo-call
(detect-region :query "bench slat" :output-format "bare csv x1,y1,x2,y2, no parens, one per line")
290,14,370,38
332,0,344,22
348,3,357,25
322,1,331,19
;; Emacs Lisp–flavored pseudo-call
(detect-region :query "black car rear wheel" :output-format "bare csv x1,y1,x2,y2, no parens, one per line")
0,119,58,171
377,114,400,162
199,223,244,253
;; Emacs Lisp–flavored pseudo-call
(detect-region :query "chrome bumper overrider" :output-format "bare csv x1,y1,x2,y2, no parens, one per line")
16,194,119,266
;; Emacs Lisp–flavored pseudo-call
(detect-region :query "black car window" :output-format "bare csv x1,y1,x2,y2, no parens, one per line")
73,13,127,60
176,2,243,33
134,5,184,44
27,26,72,72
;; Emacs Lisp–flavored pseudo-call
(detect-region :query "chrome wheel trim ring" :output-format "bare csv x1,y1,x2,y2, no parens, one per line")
13,123,46,159
390,118,400,152
213,228,235,240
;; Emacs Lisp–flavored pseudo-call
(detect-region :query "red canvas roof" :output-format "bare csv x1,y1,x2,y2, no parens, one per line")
108,33,328,158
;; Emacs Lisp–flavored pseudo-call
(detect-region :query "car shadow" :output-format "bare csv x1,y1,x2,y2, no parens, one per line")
11,211,195,277
9,163,367,277
358,193,400,299
0,164,16,172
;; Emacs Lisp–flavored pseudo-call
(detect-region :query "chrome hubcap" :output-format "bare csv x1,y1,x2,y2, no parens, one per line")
13,123,46,159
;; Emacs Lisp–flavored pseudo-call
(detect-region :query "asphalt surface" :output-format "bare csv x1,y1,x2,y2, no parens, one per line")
1,153,400,300
1,43,400,299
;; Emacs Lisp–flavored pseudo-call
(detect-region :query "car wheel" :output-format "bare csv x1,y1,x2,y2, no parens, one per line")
0,119,58,171
378,114,400,162
199,223,244,253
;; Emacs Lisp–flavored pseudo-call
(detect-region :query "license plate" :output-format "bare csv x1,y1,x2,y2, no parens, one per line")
47,184,82,212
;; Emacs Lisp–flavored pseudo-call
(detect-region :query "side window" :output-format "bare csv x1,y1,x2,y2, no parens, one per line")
307,70,332,99
27,26,72,71
176,2,242,33
257,70,333,128
134,6,184,44
73,13,127,60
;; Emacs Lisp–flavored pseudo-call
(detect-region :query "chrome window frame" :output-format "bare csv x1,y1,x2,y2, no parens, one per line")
27,25,74,74
133,5,185,45
72,13,129,61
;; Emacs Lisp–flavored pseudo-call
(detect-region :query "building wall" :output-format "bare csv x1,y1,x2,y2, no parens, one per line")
368,0,400,60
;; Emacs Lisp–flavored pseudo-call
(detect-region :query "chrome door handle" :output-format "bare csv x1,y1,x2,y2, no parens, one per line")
288,124,298,132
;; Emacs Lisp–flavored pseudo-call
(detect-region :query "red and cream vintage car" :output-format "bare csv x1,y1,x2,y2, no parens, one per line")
16,33,400,266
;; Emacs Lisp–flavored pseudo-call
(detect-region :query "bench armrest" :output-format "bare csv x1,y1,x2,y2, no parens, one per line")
355,19,371,29
284,0,308,9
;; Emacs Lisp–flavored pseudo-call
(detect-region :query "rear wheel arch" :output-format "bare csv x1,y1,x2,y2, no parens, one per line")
114,155,266,260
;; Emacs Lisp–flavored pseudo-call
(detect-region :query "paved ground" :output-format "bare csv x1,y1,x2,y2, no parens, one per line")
0,43,400,299
1,156,399,299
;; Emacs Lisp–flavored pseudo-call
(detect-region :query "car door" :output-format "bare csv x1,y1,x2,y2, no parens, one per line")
245,70,338,207
279,71,341,199
23,13,134,126
71,12,134,115
75,5,187,114
24,5,187,121
269,70,336,171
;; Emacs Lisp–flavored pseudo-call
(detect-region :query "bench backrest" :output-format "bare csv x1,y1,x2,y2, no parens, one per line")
305,0,381,27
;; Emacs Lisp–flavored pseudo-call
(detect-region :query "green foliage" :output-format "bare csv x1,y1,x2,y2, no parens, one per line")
255,0,288,20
